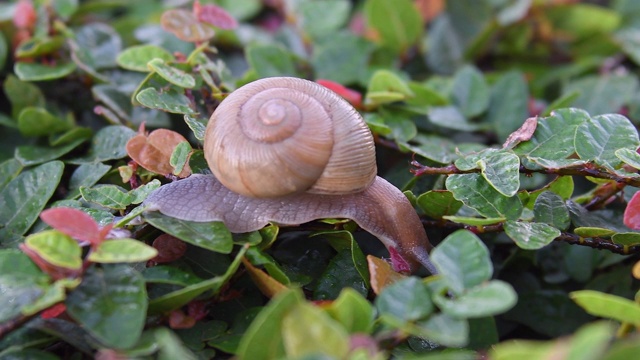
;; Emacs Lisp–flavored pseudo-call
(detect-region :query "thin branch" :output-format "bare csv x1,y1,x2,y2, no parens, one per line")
411,160,640,188
421,219,640,255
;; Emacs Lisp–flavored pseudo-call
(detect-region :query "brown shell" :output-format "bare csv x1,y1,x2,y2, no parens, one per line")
204,77,377,198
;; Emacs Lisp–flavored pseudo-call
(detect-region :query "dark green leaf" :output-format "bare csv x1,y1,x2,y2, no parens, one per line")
65,264,147,349
314,250,367,300
486,70,529,141
563,75,637,115
3,74,45,118
17,107,72,137
452,65,490,118
70,125,136,163
311,32,372,84
14,61,76,81
534,191,570,230
15,136,88,166
446,173,523,220
575,114,640,169
246,44,297,78
0,161,64,241
144,212,233,254
503,221,561,250
417,190,463,219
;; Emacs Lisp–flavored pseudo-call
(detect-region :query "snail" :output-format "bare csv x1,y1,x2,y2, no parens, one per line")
144,77,437,274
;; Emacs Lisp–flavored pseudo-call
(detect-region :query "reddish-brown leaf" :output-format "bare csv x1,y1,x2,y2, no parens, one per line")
126,128,192,178
40,207,101,245
186,300,209,321
316,79,363,109
168,309,196,329
367,255,405,295
194,1,238,30
503,117,538,149
41,303,66,319
624,191,640,230
151,234,187,264
160,8,215,42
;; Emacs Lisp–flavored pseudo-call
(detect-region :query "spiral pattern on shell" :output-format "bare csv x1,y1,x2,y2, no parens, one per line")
204,77,377,198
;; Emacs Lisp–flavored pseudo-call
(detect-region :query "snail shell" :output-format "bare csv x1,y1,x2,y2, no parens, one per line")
203,77,377,198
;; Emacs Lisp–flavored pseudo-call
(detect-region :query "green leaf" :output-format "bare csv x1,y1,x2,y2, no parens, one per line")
446,173,523,220
129,180,161,205
314,250,367,300
320,230,370,290
477,150,521,197
80,185,133,210
611,232,640,246
67,162,111,199
3,74,45,118
435,280,517,318
326,288,373,334
147,246,246,314
117,45,175,72
14,61,76,81
147,58,196,89
281,303,349,358
87,239,158,263
616,148,640,170
366,70,414,106
542,90,581,116
15,36,65,58
0,158,22,193
570,290,640,326
503,221,560,250
564,75,637,116
73,23,121,70
15,136,89,167
514,108,589,169
298,0,351,40
533,191,570,230
451,65,490,118
0,161,64,241
183,115,207,141
24,230,82,270
486,70,529,141
575,227,615,237
136,87,196,115
236,289,304,360
311,32,372,84
413,313,469,347
144,212,233,254
376,277,433,323
246,44,297,78
0,31,6,70
430,230,492,295
428,106,481,131
443,216,505,226
416,190,463,219
17,107,72,137
575,114,640,169
0,250,50,322
70,125,136,163
364,0,422,52
21,278,81,316
142,266,204,286
170,141,192,176
65,264,147,349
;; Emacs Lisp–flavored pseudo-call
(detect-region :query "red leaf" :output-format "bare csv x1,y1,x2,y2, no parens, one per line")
126,128,191,178
13,0,37,29
316,79,363,109
41,303,66,319
624,191,640,230
388,246,412,274
187,300,209,321
194,2,238,30
151,234,187,264
40,208,101,245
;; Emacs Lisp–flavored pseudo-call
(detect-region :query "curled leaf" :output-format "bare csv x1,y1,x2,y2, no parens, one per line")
503,117,538,149
126,128,192,177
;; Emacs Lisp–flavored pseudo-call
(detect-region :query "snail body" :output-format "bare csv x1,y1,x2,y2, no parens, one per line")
145,77,436,274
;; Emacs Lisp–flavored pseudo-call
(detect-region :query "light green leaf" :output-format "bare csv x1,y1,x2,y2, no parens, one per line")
0,161,64,241
88,239,158,263
376,277,433,322
66,264,147,349
435,280,517,318
616,148,640,170
130,179,161,205
428,106,480,131
24,230,82,270
147,58,196,89
144,211,233,254
311,32,372,84
563,74,637,116
366,70,414,106
575,114,640,169
282,303,349,358
136,87,196,115
246,44,297,78
570,290,640,326
170,141,192,176
326,288,374,334
237,289,304,360
298,0,351,40
364,0,422,52
611,232,640,246
574,227,615,237
446,173,523,220
80,185,133,210
3,74,45,118
443,216,505,226
477,150,521,197
183,115,207,141
413,313,469,347
117,44,175,72
503,221,560,250
430,230,492,295
452,65,490,118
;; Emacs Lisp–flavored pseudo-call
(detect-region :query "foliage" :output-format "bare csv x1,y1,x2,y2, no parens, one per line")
1,0,640,359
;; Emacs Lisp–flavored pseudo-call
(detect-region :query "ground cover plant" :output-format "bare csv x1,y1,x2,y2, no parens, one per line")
2,0,640,359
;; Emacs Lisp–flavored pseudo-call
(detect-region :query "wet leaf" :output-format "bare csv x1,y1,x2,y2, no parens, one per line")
575,114,640,169
136,87,196,115
533,191,570,230
70,125,136,163
446,173,523,220
503,221,561,250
